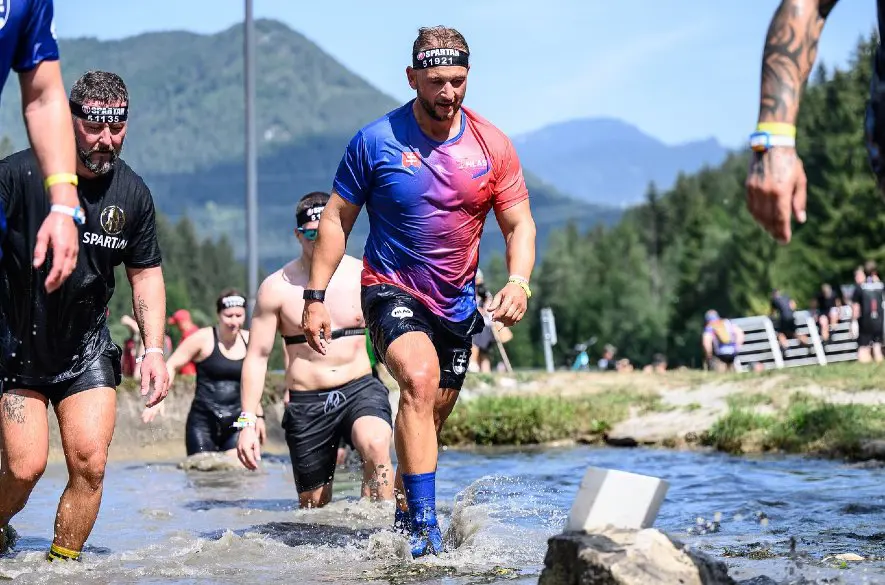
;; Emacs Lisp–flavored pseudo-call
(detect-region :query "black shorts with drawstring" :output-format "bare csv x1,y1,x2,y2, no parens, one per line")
361,283,483,391
281,374,391,493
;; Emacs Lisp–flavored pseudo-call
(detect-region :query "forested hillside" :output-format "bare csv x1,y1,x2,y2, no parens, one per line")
487,35,881,370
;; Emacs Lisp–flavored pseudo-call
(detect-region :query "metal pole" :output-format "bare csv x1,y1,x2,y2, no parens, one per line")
541,307,557,373
244,0,259,323
542,335,554,373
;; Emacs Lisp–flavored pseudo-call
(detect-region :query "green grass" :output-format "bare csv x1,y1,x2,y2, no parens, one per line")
704,392,885,458
726,393,774,410
666,362,885,393
774,362,885,391
440,390,662,446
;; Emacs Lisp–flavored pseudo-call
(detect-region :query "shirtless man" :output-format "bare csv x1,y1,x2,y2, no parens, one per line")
236,191,394,508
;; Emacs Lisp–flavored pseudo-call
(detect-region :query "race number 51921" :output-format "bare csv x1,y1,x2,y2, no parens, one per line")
422,56,454,67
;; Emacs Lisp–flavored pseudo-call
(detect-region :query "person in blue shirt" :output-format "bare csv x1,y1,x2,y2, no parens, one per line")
0,0,80,293
702,310,744,372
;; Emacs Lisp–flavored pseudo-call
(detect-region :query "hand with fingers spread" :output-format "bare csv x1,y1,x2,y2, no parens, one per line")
745,146,807,244
34,209,80,293
302,298,332,355
486,279,530,327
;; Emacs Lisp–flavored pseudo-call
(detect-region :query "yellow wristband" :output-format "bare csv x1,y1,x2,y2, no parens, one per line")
756,122,796,138
44,172,79,190
508,277,532,299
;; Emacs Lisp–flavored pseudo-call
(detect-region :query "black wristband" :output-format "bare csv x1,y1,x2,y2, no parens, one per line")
303,289,325,301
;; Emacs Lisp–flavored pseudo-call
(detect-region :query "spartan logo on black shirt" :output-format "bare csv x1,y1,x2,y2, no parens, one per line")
100,205,126,235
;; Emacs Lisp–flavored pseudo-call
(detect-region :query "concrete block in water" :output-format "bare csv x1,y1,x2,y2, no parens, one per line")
565,467,669,532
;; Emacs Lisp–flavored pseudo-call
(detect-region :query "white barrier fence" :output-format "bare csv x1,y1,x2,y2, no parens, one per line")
730,306,859,372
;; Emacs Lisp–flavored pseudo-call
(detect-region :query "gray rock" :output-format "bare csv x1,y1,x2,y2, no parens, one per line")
539,528,736,585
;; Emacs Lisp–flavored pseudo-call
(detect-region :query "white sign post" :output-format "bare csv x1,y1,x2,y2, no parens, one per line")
541,307,557,373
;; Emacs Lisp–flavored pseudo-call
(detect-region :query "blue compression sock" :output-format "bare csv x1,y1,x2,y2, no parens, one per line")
402,472,442,557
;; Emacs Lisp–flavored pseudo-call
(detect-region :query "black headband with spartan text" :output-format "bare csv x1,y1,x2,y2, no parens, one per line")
70,100,128,123
297,204,325,227
412,48,469,69
217,295,246,312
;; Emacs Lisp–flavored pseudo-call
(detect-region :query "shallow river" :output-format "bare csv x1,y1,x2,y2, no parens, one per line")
3,445,885,584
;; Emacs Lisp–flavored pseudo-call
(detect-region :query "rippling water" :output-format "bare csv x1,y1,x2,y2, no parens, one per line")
3,445,885,584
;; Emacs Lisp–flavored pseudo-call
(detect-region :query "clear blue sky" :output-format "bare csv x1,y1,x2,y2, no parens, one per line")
53,0,877,148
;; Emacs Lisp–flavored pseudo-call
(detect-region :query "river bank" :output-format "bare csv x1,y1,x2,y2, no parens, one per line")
44,362,885,463
449,363,885,463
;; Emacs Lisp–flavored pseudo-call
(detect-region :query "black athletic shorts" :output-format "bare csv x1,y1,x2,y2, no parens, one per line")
185,401,239,456
361,283,483,391
0,343,122,406
776,318,797,337
858,320,884,347
281,373,392,493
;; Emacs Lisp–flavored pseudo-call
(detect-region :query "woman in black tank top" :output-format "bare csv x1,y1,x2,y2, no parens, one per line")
142,288,264,457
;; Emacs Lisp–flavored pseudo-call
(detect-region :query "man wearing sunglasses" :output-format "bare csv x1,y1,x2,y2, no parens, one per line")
236,191,394,509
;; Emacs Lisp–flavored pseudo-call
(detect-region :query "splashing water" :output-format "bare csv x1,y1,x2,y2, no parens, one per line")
2,446,885,583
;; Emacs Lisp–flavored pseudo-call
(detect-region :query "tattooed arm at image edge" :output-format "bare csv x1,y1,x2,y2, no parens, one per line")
758,0,840,124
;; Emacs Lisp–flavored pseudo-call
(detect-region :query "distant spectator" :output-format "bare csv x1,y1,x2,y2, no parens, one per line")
643,353,668,374
771,288,808,350
168,308,200,376
597,344,618,371
120,313,171,379
702,310,744,372
597,344,631,372
469,273,512,373
815,283,841,342
856,265,867,285
120,314,140,378
853,261,884,363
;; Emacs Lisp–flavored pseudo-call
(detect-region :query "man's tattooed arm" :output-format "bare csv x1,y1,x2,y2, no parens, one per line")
758,0,840,124
135,294,150,344
127,266,167,351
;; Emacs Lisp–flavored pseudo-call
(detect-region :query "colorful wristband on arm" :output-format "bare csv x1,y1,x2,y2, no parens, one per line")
44,172,78,190
750,122,797,152
50,204,86,225
755,122,796,138
508,275,532,299
233,412,258,428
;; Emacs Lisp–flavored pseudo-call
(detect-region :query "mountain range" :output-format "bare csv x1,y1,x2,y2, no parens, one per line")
512,118,729,207
0,19,724,268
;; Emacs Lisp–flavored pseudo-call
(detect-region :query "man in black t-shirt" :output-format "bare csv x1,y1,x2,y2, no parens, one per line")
771,288,809,351
815,283,841,342
852,261,884,363
0,71,170,562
